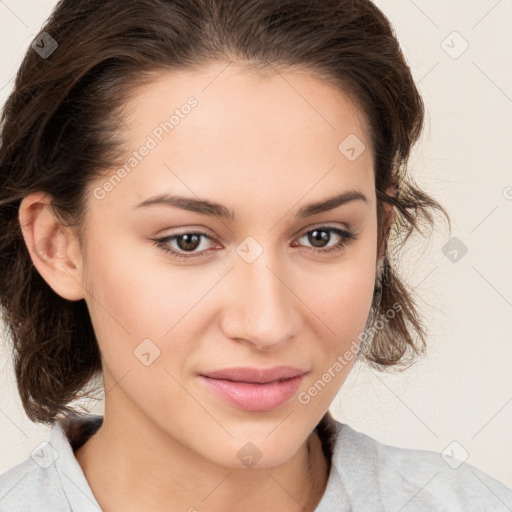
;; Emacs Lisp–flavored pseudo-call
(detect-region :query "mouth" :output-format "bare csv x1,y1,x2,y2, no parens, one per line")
198,366,308,412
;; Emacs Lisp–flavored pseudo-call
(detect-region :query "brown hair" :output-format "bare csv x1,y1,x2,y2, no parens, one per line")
0,0,450,425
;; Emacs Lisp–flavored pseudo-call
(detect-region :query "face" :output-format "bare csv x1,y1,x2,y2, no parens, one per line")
75,63,379,468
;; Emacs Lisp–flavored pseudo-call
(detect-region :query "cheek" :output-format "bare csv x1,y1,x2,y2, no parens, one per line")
81,240,204,412
82,234,224,370
84,230,187,325
292,235,377,411
300,233,377,343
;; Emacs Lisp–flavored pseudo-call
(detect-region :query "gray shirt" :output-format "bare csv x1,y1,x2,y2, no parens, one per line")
1,412,511,511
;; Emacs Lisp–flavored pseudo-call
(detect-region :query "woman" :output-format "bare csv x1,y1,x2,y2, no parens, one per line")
0,0,511,510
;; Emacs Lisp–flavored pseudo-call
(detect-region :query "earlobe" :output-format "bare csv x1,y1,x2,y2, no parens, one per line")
18,191,86,301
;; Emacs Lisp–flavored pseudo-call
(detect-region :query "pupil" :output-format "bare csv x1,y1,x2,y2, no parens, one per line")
178,234,200,251
309,229,329,248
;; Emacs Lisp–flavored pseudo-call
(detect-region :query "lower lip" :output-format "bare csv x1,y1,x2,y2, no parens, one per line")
199,374,305,412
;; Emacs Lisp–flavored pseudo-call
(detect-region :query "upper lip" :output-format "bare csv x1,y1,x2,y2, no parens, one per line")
200,366,308,384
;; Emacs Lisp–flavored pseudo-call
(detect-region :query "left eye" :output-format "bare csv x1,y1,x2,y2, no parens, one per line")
152,230,217,260
294,226,357,254
151,226,357,260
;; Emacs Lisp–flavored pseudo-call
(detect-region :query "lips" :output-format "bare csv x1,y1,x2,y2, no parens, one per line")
199,366,308,412
201,366,308,384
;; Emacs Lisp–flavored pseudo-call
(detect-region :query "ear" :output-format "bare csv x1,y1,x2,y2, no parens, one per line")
18,191,86,301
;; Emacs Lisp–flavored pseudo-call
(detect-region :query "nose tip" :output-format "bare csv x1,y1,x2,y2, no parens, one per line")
221,254,302,351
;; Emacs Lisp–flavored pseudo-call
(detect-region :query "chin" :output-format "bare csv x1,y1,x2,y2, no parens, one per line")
196,428,307,470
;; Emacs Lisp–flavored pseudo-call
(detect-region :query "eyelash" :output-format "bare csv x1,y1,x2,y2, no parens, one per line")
151,226,357,260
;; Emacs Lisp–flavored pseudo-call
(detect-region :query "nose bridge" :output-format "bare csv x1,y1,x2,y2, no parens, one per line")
225,239,300,349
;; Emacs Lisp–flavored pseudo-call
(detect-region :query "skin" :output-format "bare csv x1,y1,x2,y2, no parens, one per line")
19,62,393,511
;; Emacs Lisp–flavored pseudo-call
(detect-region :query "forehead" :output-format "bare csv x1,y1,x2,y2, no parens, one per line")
92,62,375,218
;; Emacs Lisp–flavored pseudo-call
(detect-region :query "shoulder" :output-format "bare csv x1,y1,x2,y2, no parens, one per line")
0,442,69,512
0,413,103,512
329,417,512,511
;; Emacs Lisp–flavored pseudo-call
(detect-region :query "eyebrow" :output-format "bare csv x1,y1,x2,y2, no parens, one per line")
134,190,368,221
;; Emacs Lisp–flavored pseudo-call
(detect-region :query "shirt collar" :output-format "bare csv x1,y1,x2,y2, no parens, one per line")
50,413,103,512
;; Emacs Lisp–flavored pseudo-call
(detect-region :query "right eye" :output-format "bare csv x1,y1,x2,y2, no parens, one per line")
151,230,220,260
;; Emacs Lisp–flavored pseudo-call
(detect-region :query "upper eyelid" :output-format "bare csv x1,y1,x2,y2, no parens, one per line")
163,223,351,237
291,222,352,240
161,224,353,247
154,225,356,260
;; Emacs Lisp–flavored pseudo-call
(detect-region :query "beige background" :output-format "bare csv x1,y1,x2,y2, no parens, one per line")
1,0,511,488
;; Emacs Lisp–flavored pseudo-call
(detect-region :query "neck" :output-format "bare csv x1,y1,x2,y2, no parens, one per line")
73,411,329,512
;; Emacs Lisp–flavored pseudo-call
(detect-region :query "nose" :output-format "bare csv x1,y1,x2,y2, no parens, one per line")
219,246,303,351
